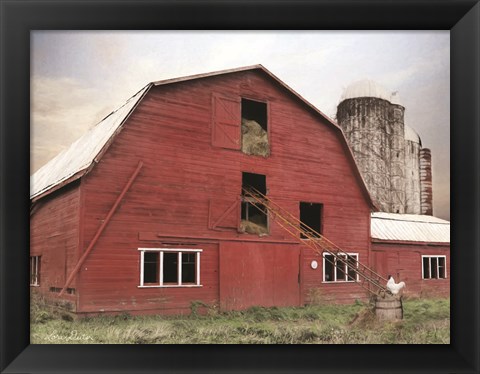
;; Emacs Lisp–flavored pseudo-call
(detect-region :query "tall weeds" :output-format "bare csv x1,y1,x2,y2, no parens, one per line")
30,297,449,344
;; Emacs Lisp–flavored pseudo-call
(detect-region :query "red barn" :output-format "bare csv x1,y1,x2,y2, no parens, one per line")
30,65,449,315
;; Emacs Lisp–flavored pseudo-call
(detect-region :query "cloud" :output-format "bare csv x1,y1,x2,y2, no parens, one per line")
30,76,119,172
30,31,450,220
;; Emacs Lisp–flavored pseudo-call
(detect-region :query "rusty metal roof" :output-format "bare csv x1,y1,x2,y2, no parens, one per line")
371,212,450,243
30,84,151,199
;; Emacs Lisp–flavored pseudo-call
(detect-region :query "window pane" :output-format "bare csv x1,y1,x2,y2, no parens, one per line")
324,254,335,282
182,253,196,284
241,201,248,220
163,252,178,284
423,257,430,279
36,257,40,285
438,257,446,279
430,257,438,279
30,257,34,285
347,255,357,281
30,256,40,285
336,255,346,281
144,252,159,284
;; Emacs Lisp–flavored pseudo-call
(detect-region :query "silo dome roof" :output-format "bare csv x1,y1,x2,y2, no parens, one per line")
340,79,403,106
404,125,421,143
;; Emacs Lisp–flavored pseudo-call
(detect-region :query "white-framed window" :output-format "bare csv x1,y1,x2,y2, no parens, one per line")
30,256,41,286
422,255,447,279
138,248,202,288
323,252,359,282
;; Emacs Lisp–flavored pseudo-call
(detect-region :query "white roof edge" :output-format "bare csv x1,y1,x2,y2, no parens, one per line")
371,212,450,224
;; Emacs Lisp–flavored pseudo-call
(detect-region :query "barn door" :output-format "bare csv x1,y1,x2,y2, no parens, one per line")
219,243,301,311
212,94,241,150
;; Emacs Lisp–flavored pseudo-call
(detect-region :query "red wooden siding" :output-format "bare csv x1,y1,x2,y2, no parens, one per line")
77,241,219,315
372,242,450,298
219,242,300,310
36,70,376,314
30,182,81,308
301,245,370,304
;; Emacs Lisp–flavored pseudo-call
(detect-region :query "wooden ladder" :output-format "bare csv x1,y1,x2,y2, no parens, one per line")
242,187,391,297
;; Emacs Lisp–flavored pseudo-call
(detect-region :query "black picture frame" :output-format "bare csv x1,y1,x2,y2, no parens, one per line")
1,1,479,373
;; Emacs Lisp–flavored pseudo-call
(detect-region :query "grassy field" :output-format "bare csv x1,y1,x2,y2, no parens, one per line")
31,295,450,344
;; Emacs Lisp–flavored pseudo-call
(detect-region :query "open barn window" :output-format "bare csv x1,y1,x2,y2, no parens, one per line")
241,98,269,157
300,202,323,239
30,256,41,286
139,249,202,287
323,253,359,282
240,172,268,235
422,255,447,279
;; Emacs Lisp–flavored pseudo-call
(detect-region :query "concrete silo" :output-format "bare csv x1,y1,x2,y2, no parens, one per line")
404,125,422,214
336,80,434,215
419,148,433,215
336,80,406,213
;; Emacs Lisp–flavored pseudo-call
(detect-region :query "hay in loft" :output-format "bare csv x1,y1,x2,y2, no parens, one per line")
241,118,270,157
239,219,268,236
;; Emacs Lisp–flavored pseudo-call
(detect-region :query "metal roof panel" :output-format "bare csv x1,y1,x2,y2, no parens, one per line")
371,212,450,243
30,84,151,199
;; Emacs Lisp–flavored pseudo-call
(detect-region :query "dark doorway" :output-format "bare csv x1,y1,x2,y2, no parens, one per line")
299,202,323,239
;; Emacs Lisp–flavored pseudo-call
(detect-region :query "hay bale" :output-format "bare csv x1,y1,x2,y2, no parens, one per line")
242,119,269,157
239,219,268,236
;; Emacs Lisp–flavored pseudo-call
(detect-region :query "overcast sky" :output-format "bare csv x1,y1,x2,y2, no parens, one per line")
31,31,450,219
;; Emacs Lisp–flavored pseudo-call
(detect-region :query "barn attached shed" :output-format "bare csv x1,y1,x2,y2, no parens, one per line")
371,212,450,298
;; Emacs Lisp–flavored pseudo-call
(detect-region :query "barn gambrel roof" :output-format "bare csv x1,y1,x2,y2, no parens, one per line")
30,65,376,208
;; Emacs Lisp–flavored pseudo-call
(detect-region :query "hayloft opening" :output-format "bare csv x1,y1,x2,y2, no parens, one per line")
242,172,266,195
241,172,268,235
300,202,323,239
241,98,269,157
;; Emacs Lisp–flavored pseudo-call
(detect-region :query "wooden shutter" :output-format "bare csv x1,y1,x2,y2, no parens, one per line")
208,198,240,230
212,94,241,150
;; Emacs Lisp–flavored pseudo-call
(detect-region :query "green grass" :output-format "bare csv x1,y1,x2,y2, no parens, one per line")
30,294,450,344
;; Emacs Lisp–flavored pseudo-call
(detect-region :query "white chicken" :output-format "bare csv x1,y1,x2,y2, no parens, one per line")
386,275,406,295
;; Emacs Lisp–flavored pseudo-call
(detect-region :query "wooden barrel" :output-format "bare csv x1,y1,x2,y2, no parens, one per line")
375,296,403,321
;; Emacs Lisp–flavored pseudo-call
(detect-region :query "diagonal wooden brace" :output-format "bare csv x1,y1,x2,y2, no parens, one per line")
59,161,143,296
